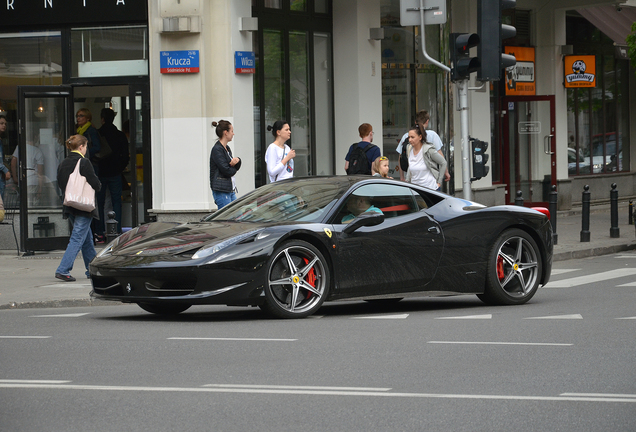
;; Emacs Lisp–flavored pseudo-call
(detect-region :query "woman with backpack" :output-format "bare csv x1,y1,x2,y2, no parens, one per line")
265,120,295,182
405,125,447,191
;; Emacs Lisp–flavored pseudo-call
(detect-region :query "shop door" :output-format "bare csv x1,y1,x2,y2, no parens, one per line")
71,83,151,233
501,96,556,206
17,86,74,252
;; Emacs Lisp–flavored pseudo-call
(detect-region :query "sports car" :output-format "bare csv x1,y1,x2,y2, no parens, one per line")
89,176,553,318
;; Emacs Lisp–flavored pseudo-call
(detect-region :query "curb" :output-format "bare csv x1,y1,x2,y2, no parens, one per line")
553,242,636,262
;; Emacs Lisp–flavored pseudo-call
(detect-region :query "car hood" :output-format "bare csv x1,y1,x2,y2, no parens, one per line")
109,221,276,257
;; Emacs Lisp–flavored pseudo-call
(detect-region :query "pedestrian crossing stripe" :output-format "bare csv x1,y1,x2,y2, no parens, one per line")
550,269,580,275
545,268,636,288
616,282,636,287
436,314,492,320
525,314,583,320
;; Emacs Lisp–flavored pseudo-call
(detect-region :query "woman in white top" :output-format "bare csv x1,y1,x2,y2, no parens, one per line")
265,120,295,183
406,125,447,191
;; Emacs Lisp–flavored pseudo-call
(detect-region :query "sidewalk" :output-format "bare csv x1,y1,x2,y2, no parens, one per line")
1,204,635,310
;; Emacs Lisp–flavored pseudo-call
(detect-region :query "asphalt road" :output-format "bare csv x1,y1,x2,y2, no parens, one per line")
1,252,635,432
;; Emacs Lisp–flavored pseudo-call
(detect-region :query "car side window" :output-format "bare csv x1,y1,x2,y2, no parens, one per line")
333,183,418,223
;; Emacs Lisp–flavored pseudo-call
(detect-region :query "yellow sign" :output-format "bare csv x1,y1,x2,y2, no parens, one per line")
564,55,596,88
504,46,536,96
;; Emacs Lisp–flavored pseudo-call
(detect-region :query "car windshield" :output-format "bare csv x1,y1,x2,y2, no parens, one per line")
205,180,345,223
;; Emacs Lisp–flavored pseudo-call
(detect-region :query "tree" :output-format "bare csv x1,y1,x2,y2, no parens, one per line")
627,22,636,73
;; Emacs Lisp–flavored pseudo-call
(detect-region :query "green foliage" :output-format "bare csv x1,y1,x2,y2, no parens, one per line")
627,22,636,72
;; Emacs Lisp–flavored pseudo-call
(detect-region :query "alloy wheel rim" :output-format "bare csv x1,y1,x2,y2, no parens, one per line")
496,236,539,298
268,246,326,313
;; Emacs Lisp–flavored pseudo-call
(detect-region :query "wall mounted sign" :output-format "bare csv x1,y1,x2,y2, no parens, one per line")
160,50,199,74
235,51,255,74
564,55,596,88
504,46,536,96
0,0,147,28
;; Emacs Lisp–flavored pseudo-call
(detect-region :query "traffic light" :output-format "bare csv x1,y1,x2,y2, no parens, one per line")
450,33,480,82
471,138,489,180
477,0,516,81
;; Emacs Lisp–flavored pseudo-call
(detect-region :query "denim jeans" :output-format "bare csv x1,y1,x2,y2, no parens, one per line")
213,190,236,209
96,174,123,235
56,214,97,278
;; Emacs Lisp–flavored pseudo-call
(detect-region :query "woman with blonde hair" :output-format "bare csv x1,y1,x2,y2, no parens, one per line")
55,134,101,282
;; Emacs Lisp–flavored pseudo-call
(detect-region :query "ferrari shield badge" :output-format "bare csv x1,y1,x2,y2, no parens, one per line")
323,228,332,238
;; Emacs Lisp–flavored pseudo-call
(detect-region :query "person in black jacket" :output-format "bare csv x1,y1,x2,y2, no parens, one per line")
94,108,130,241
55,135,101,282
209,120,241,209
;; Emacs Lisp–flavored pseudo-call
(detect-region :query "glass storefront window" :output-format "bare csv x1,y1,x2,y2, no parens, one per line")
70,26,148,78
0,31,62,171
291,0,307,11
566,13,630,176
289,31,310,177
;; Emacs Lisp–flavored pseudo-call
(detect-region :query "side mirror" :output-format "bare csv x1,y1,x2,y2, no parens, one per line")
343,211,385,234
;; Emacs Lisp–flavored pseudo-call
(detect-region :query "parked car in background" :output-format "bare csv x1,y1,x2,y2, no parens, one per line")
568,147,590,175
586,132,622,173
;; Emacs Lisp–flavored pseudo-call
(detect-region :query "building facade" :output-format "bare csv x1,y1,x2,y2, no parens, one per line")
0,0,634,251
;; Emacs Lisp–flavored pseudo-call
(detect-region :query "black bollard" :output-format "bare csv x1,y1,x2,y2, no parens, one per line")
515,190,524,206
610,183,620,238
580,185,590,242
105,211,119,244
549,185,558,245
629,200,633,225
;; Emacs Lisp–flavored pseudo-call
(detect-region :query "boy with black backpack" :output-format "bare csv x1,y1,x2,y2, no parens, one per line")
345,123,381,175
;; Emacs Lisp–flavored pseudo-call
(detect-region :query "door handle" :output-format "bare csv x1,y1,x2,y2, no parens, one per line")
428,226,440,234
544,135,555,155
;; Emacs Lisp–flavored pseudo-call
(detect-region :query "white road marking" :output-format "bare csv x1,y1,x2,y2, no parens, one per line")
0,336,51,339
615,255,636,259
616,282,636,287
203,384,392,392
37,284,92,289
0,382,634,403
436,314,492,320
428,341,572,346
0,379,70,384
351,314,409,320
550,269,580,275
524,314,583,320
545,268,636,288
168,337,297,342
31,313,90,318
562,392,636,398
616,316,636,320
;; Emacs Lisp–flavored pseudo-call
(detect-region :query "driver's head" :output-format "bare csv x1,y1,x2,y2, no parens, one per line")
346,195,372,216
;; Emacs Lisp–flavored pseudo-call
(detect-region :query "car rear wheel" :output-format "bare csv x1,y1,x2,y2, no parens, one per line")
260,240,330,319
478,228,542,305
137,303,191,315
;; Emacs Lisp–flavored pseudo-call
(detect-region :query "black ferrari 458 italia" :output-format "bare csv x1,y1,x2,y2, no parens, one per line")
90,176,553,318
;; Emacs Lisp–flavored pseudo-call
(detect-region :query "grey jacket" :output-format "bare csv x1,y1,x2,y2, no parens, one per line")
406,143,448,186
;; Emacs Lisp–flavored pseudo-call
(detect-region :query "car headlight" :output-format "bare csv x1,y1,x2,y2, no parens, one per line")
192,230,262,260
96,241,115,258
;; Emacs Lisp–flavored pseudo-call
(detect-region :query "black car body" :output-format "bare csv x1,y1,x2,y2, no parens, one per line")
90,176,553,318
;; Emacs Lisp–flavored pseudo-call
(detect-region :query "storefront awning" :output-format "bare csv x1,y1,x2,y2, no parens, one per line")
576,3,636,45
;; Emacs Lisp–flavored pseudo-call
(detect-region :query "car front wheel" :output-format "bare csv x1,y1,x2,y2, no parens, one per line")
261,240,330,319
478,228,542,305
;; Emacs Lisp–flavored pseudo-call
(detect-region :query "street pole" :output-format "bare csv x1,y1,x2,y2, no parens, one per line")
457,79,472,201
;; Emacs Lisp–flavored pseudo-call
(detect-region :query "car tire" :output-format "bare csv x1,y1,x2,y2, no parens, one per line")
478,228,542,306
137,303,191,315
260,240,330,319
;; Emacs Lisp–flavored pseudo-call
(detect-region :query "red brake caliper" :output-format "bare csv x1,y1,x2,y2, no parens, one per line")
302,258,316,297
496,255,505,281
